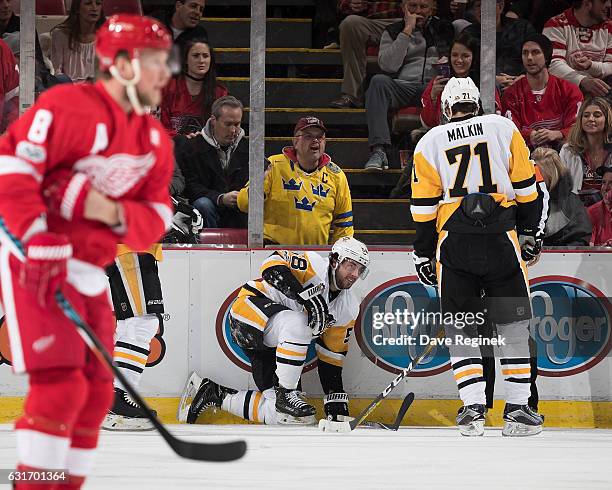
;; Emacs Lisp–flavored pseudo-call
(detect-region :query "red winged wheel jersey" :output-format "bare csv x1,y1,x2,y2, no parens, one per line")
0,82,174,269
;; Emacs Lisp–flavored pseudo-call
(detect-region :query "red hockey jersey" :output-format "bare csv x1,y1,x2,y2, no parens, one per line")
159,76,228,136
0,81,173,269
0,38,19,133
502,74,583,148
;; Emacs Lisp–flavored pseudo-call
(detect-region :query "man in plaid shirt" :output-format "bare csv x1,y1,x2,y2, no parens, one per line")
330,0,404,108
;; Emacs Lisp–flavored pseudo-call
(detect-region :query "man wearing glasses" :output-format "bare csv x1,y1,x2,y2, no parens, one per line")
237,117,354,245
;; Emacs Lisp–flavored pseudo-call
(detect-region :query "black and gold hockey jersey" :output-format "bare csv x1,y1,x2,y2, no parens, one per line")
411,114,543,257
231,250,359,393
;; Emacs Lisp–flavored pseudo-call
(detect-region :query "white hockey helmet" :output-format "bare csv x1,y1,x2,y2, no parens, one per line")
330,236,370,278
441,77,480,120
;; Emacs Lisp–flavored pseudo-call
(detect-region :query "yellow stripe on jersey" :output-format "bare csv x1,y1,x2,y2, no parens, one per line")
320,321,354,354
260,251,318,286
509,130,538,203
230,297,267,330
410,152,443,223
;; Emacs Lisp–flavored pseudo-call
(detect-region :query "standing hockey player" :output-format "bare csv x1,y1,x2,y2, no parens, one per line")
410,77,547,437
178,237,369,425
0,14,173,488
103,199,203,431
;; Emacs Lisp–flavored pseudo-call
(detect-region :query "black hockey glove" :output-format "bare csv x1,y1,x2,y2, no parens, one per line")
298,283,335,336
324,392,349,422
412,252,437,286
518,233,543,266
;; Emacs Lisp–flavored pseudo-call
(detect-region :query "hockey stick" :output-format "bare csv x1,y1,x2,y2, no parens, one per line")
0,219,246,462
348,328,445,431
360,392,415,431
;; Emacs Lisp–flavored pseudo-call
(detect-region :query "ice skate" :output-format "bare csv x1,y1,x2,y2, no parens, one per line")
275,386,316,425
184,376,237,424
502,404,543,437
102,388,156,431
177,371,202,423
456,404,486,436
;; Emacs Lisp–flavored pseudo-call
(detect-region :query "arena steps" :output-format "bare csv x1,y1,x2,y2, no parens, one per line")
219,77,342,108
202,18,312,48
261,137,369,167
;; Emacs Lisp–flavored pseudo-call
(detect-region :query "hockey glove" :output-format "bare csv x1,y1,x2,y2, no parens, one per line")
43,170,92,221
518,234,543,266
298,283,335,336
20,232,72,307
324,392,349,422
412,252,437,286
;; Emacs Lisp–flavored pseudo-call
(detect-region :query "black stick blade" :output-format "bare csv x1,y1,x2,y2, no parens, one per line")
173,439,247,462
389,392,415,431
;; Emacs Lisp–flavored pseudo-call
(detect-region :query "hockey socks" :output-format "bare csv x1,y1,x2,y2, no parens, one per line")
497,321,532,405
222,389,277,424
450,357,486,406
113,315,158,391
275,341,308,389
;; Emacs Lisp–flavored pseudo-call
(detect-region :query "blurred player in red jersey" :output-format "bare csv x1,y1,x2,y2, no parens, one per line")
0,14,174,489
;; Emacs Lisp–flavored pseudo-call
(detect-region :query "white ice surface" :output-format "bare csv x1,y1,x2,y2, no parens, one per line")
1,424,611,489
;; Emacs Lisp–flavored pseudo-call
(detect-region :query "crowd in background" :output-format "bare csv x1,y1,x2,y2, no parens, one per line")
0,0,610,246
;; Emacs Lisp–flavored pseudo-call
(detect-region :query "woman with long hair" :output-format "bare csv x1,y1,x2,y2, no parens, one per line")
532,147,592,246
560,97,612,197
160,35,227,136
51,0,105,82
420,32,501,128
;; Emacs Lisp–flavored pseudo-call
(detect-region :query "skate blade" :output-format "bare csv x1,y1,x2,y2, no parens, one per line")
177,371,203,423
502,421,542,437
318,418,351,433
459,420,485,437
277,413,316,426
101,413,155,432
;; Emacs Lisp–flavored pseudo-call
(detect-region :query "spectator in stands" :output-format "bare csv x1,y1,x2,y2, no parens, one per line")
160,36,227,136
543,0,612,99
463,0,537,91
588,165,612,245
560,97,612,194
177,96,248,229
532,147,592,245
0,0,57,89
51,0,105,82
328,0,404,108
363,0,454,170
153,0,207,43
0,36,18,133
237,116,354,245
503,34,583,151
420,32,500,128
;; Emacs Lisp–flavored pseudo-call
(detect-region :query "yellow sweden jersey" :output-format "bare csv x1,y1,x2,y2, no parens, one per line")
237,152,354,245
411,114,538,232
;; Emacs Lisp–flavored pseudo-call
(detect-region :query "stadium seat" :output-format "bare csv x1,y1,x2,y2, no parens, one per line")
103,0,143,16
199,228,248,246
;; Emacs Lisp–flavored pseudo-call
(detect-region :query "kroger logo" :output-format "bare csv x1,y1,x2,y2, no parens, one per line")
355,277,451,376
215,287,317,373
530,276,612,377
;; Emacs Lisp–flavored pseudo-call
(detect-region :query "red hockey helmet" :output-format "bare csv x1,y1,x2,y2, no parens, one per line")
96,14,172,70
